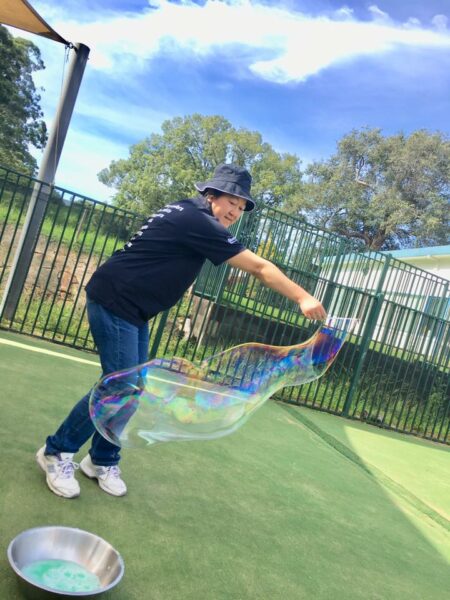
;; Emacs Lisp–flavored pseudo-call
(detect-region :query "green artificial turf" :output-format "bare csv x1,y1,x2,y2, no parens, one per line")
0,332,449,599
282,405,450,520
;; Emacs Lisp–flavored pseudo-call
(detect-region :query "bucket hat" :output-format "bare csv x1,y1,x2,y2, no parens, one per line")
195,163,255,212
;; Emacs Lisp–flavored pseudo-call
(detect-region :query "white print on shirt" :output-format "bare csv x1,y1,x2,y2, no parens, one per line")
122,203,184,251
227,236,238,244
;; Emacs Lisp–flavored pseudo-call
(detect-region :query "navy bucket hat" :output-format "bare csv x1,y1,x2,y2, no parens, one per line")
195,163,255,212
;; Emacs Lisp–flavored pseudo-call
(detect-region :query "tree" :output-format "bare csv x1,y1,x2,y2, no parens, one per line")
98,114,303,214
285,128,450,250
0,25,48,173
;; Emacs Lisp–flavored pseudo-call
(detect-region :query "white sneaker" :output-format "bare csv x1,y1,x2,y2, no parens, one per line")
79,455,127,497
36,446,80,499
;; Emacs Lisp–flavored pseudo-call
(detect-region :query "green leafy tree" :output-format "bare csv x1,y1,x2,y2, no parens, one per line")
285,128,450,250
0,25,48,173
98,114,303,214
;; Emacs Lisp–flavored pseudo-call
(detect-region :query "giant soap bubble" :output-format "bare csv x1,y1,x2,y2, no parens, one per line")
89,316,358,448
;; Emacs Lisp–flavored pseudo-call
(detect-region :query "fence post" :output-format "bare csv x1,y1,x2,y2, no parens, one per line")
438,282,449,318
341,252,392,415
342,292,384,416
376,253,391,294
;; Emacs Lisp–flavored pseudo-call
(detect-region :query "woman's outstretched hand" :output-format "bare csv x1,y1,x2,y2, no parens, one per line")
298,294,327,321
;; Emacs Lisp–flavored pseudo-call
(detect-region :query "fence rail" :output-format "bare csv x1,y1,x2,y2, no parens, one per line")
1,165,448,443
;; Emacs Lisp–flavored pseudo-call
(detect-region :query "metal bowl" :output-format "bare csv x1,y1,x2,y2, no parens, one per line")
7,526,125,599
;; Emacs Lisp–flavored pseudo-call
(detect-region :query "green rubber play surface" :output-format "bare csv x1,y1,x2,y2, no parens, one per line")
1,332,449,599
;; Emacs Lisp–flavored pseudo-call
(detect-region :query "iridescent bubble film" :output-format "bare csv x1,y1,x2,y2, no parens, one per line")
89,317,357,448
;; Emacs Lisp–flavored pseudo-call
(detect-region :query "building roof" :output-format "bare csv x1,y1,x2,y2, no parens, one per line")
381,245,450,259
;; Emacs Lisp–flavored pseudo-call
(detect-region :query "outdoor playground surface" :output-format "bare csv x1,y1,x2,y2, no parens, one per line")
0,330,449,600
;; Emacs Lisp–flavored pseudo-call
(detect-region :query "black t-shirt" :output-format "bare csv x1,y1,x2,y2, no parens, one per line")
85,196,246,326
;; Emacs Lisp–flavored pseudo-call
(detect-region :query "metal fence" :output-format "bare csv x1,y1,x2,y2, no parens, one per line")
1,165,449,443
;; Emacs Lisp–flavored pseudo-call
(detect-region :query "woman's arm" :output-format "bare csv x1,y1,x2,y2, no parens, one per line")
227,250,327,321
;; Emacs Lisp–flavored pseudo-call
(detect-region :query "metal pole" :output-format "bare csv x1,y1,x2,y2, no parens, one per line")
342,292,384,416
0,43,90,321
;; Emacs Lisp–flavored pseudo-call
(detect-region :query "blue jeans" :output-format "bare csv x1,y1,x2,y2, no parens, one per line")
45,297,150,465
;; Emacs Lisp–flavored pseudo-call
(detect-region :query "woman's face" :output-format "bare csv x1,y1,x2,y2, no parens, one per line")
208,194,247,228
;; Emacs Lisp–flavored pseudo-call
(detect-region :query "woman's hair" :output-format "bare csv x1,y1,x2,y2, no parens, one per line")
201,188,223,199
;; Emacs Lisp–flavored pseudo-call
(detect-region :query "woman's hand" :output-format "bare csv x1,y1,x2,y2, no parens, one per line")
298,294,327,321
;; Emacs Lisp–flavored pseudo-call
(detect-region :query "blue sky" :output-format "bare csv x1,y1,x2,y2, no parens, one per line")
8,0,450,202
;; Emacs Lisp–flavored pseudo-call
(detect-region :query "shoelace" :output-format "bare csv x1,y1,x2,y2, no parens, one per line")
107,465,121,479
57,458,79,479
96,464,122,480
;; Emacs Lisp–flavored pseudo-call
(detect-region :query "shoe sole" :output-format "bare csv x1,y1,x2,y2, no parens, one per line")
80,461,127,497
36,451,80,499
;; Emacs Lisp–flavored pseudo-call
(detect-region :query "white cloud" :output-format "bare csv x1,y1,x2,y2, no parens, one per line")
30,130,127,202
9,26,170,144
368,4,390,23
32,0,450,84
334,7,354,20
405,17,422,29
28,96,170,200
431,14,448,31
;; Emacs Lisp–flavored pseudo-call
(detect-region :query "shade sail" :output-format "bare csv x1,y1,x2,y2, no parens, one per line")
0,0,68,44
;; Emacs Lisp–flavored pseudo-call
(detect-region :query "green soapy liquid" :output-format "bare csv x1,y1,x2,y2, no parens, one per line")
22,559,102,593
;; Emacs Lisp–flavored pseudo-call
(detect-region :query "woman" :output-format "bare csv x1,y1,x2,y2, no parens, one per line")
36,163,326,498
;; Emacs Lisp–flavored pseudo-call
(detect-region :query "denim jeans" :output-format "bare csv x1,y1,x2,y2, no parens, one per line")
45,297,150,465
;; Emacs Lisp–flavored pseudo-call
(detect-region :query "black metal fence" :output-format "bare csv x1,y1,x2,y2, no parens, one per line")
1,165,449,443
